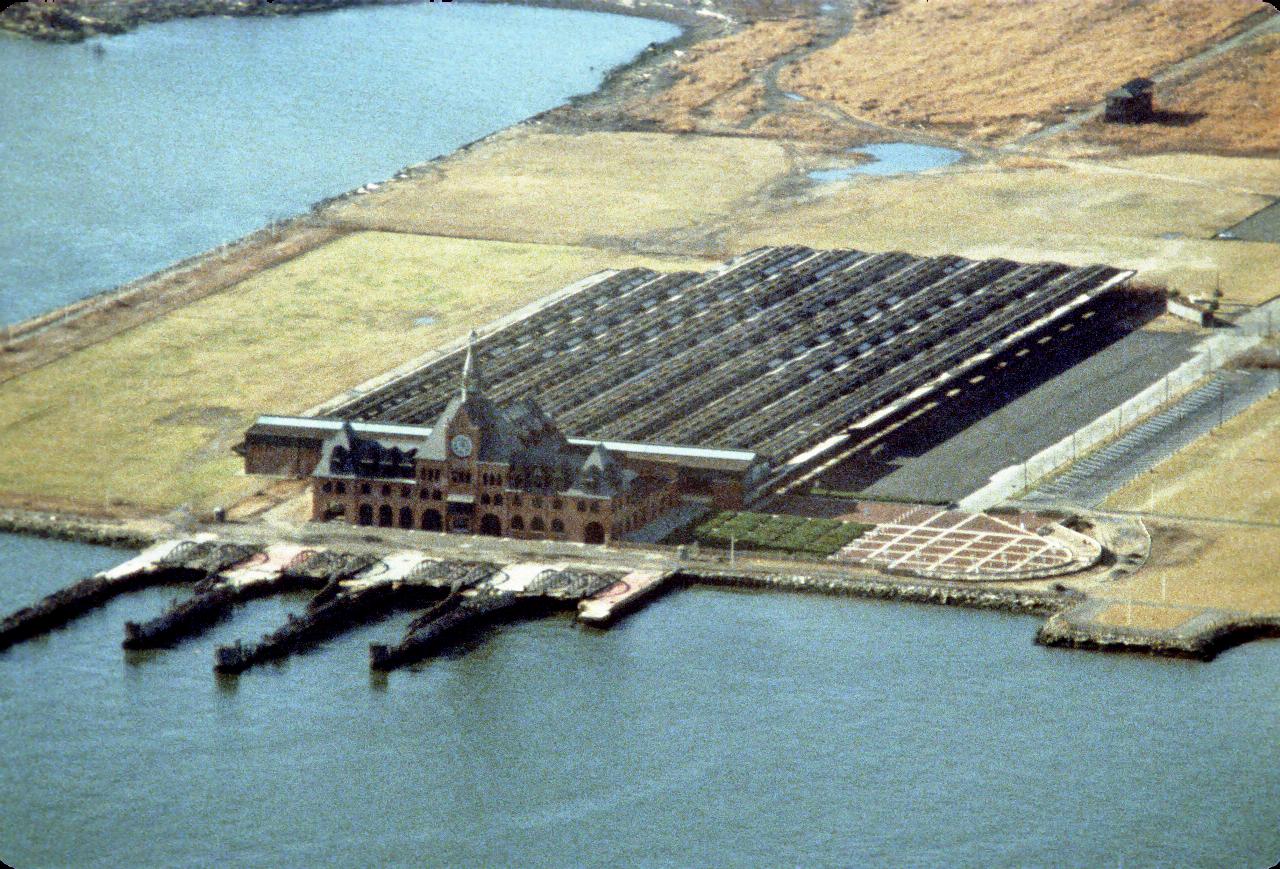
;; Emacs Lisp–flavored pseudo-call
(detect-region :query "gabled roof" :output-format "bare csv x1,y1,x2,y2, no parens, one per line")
565,443,635,498
421,390,523,463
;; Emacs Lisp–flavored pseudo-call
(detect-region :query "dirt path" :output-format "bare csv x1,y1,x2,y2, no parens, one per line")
1010,8,1280,149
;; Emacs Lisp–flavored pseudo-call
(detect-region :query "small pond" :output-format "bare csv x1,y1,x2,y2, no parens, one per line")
808,142,965,183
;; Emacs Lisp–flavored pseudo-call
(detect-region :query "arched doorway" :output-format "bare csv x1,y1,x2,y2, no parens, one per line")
479,514,501,536
531,516,546,534
421,509,442,531
584,522,605,545
358,504,373,526
399,506,413,529
510,516,524,532
378,504,393,527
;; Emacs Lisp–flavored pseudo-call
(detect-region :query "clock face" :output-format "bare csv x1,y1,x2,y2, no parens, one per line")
450,434,474,458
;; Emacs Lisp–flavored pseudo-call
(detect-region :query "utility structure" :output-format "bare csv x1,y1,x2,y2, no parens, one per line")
1105,77,1155,124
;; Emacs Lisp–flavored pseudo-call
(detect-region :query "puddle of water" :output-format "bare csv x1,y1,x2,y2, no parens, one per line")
807,142,965,183
807,167,861,183
414,315,437,326
782,92,807,102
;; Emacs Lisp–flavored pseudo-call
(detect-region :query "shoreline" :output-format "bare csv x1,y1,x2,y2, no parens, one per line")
0,0,727,44
3,505,1276,662
0,0,728,355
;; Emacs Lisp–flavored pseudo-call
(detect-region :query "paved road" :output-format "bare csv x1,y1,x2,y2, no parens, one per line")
1019,369,1280,510
822,324,1199,503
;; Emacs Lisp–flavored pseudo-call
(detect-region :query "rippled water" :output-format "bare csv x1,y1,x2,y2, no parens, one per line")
0,4,678,324
1,532,1278,867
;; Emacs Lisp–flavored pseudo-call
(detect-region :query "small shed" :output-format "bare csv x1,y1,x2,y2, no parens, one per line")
1105,77,1155,124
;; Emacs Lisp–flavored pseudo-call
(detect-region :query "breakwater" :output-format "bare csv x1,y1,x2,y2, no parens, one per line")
1038,606,1280,662
683,569,1072,616
0,509,161,550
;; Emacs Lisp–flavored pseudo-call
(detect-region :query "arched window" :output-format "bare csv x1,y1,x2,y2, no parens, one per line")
421,509,442,531
399,507,413,529
551,518,565,534
513,495,522,507
381,484,391,497
361,483,371,495
531,516,546,533
378,504,393,527
479,514,501,536
401,486,410,498
552,499,562,511
493,494,503,507
358,504,373,526
510,515,524,531
480,493,491,506
335,482,346,495
584,522,605,545
322,481,333,493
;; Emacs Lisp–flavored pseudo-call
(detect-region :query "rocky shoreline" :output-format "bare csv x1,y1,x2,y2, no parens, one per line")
0,508,164,550
683,569,1072,617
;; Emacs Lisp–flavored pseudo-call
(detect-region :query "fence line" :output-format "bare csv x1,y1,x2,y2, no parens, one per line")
960,314,1272,511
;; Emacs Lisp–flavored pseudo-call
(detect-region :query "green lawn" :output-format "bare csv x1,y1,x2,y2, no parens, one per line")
694,510,874,558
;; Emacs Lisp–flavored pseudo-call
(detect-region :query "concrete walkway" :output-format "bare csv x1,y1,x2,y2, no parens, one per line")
1019,369,1280,509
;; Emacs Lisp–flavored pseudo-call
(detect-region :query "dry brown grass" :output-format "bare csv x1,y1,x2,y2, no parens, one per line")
733,153,1280,303
1098,522,1280,616
1094,602,1196,631
626,20,817,132
777,0,1263,142
1075,32,1280,155
325,130,791,251
0,233,710,514
1107,391,1280,522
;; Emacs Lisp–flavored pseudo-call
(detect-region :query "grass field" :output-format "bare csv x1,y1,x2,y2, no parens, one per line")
0,233,710,514
325,130,792,253
776,0,1261,142
625,19,817,132
735,154,1280,304
1073,32,1280,155
1106,390,1280,522
1096,522,1280,615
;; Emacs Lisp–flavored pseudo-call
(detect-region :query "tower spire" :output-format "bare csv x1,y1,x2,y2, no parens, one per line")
460,329,483,399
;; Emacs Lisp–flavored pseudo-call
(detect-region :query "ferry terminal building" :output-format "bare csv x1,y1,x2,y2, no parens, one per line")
242,336,768,545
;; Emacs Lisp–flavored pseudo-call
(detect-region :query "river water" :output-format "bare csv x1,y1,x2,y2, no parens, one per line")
0,3,678,324
1,533,1278,867
2,4,1280,866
